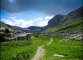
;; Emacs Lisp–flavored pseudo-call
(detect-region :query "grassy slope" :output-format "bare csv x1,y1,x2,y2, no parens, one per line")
43,17,83,34
41,37,82,60
43,28,57,34
0,37,50,60
57,17,83,31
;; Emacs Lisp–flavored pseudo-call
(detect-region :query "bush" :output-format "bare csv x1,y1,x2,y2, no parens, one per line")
32,32,40,37
0,33,7,42
4,28,10,33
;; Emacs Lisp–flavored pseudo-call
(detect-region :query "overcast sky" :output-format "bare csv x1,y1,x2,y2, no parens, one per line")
1,0,82,28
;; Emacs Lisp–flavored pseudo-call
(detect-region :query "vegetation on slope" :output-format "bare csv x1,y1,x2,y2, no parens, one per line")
43,6,83,34
40,37,82,60
56,17,83,33
43,17,83,34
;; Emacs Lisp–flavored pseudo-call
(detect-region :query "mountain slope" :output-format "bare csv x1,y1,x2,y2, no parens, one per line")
0,21,12,28
0,21,25,33
56,6,83,28
46,14,64,28
43,6,83,34
42,14,64,33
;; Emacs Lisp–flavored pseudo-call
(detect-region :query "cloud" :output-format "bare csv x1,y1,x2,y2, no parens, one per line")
1,0,82,15
2,19,15,26
34,16,53,26
2,16,53,28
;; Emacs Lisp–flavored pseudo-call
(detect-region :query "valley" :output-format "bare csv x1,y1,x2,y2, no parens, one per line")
0,37,82,60
0,6,83,60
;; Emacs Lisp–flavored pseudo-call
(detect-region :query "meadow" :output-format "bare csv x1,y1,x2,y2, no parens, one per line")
41,37,82,60
0,37,50,60
0,36,82,60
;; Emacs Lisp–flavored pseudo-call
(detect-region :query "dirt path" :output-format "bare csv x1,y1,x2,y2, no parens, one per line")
47,38,53,45
31,46,45,60
31,38,53,60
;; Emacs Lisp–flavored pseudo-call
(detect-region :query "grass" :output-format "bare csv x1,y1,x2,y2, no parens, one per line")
0,37,50,60
40,37,82,60
32,37,50,46
56,17,83,32
0,40,37,60
1,36,82,60
43,27,57,34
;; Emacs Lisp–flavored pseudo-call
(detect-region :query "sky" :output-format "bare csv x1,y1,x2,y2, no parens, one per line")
1,0,82,28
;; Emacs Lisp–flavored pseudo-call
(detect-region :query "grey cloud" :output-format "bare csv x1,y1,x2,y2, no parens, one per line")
1,0,82,15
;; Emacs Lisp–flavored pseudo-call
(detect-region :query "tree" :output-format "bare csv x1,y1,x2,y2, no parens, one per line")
4,28,10,33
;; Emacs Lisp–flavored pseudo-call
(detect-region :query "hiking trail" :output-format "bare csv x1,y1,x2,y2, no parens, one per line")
31,38,53,60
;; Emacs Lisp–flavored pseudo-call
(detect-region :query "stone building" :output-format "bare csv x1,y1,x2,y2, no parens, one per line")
16,33,32,40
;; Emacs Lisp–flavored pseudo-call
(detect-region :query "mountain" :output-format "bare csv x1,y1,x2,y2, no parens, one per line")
43,6,83,40
43,6,83,34
56,6,83,32
0,21,25,33
46,14,65,28
24,26,45,32
56,6,83,28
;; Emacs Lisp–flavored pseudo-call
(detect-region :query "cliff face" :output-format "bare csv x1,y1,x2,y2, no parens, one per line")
46,14,64,28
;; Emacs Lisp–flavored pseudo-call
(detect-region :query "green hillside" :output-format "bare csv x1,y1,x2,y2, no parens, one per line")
43,6,83,34
56,17,83,33
43,17,83,34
